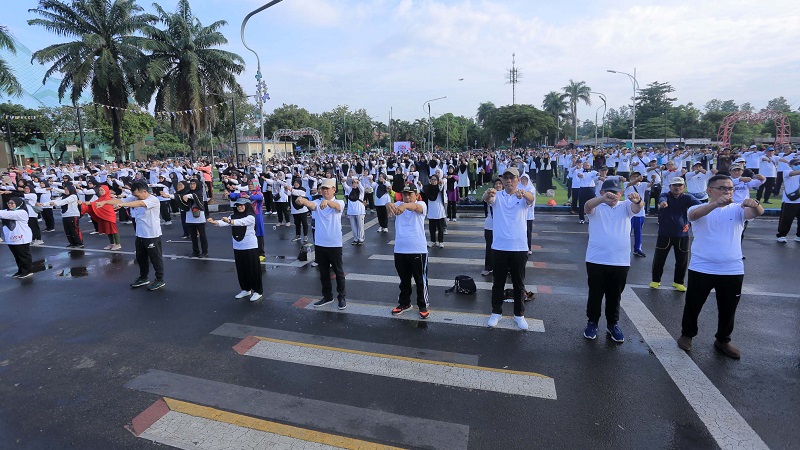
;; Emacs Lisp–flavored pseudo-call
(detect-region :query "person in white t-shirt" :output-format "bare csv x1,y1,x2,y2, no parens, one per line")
1,197,33,278
677,174,764,359
101,180,165,291
207,197,263,302
387,183,430,319
582,178,643,343
776,158,800,243
295,178,347,309
482,167,535,330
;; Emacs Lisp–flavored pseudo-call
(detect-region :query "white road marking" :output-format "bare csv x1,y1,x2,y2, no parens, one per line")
304,299,544,332
138,410,339,449
243,338,557,399
621,287,769,450
368,254,577,270
386,240,567,252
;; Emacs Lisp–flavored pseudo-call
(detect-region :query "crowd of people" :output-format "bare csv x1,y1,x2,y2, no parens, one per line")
1,142,798,357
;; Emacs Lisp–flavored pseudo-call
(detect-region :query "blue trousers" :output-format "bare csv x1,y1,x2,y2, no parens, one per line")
631,216,644,252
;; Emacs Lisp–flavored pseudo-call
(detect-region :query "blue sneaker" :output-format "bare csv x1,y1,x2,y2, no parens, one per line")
583,321,598,340
607,324,625,343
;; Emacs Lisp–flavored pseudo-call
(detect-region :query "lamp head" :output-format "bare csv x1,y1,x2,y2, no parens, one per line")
606,70,616,73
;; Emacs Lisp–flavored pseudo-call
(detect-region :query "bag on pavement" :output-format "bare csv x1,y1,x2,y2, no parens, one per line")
445,275,477,295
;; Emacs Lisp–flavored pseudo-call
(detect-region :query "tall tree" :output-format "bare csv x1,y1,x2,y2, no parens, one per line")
763,96,791,113
561,79,591,141
28,0,154,159
0,25,23,97
476,101,496,127
138,0,244,155
541,91,568,142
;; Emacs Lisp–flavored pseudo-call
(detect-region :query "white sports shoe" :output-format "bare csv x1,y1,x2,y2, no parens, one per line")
235,290,251,299
487,313,501,328
513,316,529,331
249,292,263,302
777,237,787,243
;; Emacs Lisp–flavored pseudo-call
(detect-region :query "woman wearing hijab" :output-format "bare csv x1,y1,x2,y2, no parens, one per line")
50,183,83,248
1,197,33,278
424,173,446,248
21,183,44,245
80,184,121,250
457,160,470,198
35,180,55,232
373,173,391,233
445,165,459,222
207,198,263,302
289,178,310,242
344,177,366,245
179,178,209,257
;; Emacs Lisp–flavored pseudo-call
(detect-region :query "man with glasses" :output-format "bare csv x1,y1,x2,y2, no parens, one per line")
677,174,764,359
649,177,700,292
483,167,535,330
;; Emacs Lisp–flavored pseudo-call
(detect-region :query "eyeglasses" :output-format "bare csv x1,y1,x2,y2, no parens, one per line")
710,186,735,193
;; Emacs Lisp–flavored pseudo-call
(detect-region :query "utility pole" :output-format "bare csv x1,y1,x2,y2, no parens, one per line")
74,103,87,166
231,96,239,166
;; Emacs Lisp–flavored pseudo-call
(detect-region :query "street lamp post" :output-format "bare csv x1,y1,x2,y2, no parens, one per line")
422,96,446,153
241,0,284,160
590,92,606,150
74,103,87,166
607,68,639,150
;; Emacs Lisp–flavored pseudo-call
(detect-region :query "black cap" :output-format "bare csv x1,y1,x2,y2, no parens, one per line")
401,183,418,193
601,179,622,193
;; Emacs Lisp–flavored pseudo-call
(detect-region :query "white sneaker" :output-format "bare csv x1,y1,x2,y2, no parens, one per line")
235,290,251,299
444,229,448,235
428,242,435,247
103,244,113,250
164,221,172,226
452,218,457,222
110,244,122,250
437,242,444,248
249,292,263,302
480,270,491,276
32,240,44,246
487,313,501,328
777,237,787,243
513,316,529,331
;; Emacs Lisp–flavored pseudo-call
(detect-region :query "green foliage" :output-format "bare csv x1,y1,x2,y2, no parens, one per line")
0,103,42,146
704,99,738,113
152,132,189,157
635,81,676,124
562,80,592,140
83,104,155,156
137,0,244,153
0,25,22,97
764,97,791,113
483,104,554,147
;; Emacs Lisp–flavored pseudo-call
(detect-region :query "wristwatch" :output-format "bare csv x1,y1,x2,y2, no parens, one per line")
632,199,642,205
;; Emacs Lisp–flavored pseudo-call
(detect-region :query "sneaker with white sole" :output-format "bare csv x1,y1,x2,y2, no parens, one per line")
583,321,598,339
513,316,529,330
487,313,501,328
607,324,625,343
249,292,263,302
777,237,787,243
235,290,251,299
480,270,491,276
110,244,122,250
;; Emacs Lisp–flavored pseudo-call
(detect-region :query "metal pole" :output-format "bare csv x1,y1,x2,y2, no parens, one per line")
632,67,637,151
75,104,87,166
231,96,239,166
343,108,346,152
5,117,14,165
422,96,446,153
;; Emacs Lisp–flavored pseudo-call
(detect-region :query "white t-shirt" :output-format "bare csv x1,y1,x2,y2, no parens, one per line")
125,194,162,238
311,199,344,248
585,200,635,266
688,203,745,275
624,184,646,218
216,214,257,250
782,169,800,204
393,201,427,254
491,190,530,252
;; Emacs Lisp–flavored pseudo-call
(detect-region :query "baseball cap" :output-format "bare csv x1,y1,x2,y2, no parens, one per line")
502,167,520,177
601,179,622,192
730,164,744,171
233,197,251,205
766,147,775,151
402,183,418,193
692,161,703,167
319,178,336,189
669,177,685,186
749,145,757,149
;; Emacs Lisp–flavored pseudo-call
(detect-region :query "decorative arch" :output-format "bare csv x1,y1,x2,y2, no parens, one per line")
716,110,791,148
272,127,323,150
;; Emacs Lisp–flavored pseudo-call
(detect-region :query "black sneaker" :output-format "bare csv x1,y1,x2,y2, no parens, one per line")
391,304,412,315
13,272,32,279
337,298,347,310
147,280,166,291
130,277,150,288
190,253,200,258
313,298,333,307
199,253,208,258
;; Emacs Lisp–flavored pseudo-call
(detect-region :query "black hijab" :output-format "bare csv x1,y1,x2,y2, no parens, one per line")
2,197,24,230
230,200,254,242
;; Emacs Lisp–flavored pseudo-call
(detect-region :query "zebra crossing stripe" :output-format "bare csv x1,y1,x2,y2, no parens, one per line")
387,240,565,252
237,336,558,399
130,397,403,449
295,297,545,332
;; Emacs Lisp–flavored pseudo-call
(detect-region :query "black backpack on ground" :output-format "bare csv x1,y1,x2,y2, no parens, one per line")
445,275,477,295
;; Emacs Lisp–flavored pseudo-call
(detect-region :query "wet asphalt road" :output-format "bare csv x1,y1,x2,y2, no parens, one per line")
0,209,798,449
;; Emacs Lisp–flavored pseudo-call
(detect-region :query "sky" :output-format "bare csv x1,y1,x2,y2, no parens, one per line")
3,0,799,125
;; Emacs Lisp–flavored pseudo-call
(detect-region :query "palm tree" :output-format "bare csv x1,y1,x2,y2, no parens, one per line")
542,91,568,141
562,79,592,140
138,0,244,155
28,0,154,157
476,101,496,127
0,25,23,97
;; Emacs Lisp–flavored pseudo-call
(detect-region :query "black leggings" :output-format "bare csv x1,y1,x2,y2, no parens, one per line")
447,201,457,220
187,223,208,254
293,212,309,237
27,216,41,241
234,248,263,294
376,205,388,229
62,216,82,245
429,217,445,243
41,208,55,231
275,202,290,223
